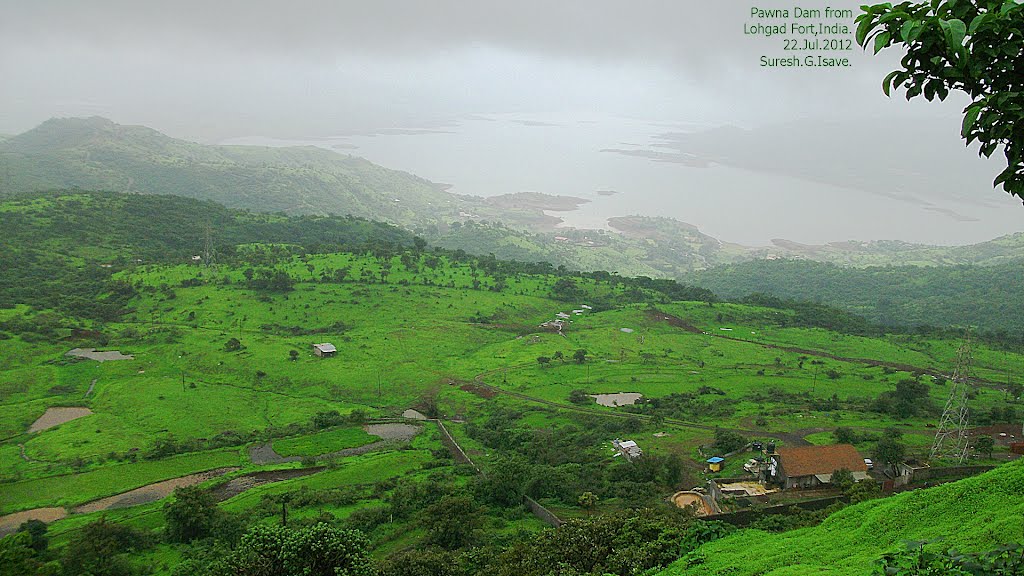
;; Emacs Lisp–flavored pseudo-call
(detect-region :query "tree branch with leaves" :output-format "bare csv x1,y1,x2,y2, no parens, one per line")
857,1,1024,200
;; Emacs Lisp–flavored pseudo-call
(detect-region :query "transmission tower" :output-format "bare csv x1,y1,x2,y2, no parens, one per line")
202,223,215,267
930,334,973,463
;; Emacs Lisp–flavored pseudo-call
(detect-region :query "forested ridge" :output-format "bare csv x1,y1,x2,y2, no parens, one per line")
688,258,1024,336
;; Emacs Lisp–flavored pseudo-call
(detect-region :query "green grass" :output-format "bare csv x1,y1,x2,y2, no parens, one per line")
658,459,1024,576
4,245,1024,574
271,427,377,457
0,448,242,513
219,450,434,513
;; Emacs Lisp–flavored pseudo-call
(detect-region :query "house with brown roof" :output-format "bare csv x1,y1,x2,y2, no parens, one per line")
769,444,869,489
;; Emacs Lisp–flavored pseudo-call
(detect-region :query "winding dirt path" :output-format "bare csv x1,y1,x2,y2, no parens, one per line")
0,508,67,536
208,468,324,502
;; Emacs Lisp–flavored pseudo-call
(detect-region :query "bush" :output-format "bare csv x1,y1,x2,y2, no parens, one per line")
712,429,747,454
568,389,591,405
164,485,221,543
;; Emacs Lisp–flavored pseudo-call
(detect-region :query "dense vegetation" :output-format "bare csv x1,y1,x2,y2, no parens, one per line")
687,259,1024,336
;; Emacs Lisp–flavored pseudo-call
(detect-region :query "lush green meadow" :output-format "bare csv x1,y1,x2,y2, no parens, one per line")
0,449,242,513
2,229,1022,574
271,426,377,457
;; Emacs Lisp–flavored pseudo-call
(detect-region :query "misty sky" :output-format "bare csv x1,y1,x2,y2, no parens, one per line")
2,0,1021,244
0,0,947,136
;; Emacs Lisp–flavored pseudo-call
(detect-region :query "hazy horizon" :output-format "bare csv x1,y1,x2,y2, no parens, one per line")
3,0,1022,245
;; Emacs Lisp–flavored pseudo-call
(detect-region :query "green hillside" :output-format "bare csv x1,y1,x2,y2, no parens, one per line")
659,459,1024,576
686,259,1024,335
0,117,457,227
0,191,417,320
756,233,1024,267
5,117,1024,287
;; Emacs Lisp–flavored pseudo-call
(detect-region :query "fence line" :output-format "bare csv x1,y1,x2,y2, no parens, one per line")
433,420,564,527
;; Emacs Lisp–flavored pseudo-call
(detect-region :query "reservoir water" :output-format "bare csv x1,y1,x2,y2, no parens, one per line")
221,114,1024,247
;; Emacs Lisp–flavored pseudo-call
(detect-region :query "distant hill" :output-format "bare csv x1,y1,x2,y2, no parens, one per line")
2,117,1023,279
751,233,1024,267
686,258,1024,333
0,116,458,227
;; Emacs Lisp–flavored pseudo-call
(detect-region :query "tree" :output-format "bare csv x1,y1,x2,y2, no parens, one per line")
833,426,859,444
874,436,907,476
536,356,551,366
551,278,582,302
573,349,588,364
164,485,220,543
568,389,591,405
856,1,1024,199
830,468,856,491
210,523,373,576
553,351,564,362
975,434,996,458
578,491,599,516
289,349,299,361
15,519,47,554
0,532,43,576
224,337,242,352
62,518,151,576
423,495,483,550
846,479,882,504
712,429,748,454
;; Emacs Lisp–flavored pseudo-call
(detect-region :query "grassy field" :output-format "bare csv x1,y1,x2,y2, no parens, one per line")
0,448,242,513
2,245,1022,573
271,426,378,457
4,251,1020,494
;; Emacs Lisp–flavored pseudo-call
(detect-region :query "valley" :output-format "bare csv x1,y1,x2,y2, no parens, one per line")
1,191,1021,574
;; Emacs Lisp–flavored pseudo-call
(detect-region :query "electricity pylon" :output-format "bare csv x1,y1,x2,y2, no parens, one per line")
930,334,973,463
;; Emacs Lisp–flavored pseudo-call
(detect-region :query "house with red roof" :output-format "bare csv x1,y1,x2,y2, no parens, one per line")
770,444,870,489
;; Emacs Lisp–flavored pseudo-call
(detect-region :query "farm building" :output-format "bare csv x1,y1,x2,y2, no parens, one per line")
539,320,566,332
613,438,643,461
770,444,869,489
311,343,337,358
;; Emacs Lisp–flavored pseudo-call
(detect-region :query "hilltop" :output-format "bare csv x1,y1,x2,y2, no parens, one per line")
0,117,457,226
4,117,1024,283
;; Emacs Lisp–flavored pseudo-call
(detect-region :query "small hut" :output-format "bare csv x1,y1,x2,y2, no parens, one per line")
312,343,337,358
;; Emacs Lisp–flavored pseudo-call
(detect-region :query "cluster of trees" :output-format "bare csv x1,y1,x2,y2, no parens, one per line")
623,391,737,422
691,261,1024,339
870,378,936,419
1,517,153,576
464,409,685,508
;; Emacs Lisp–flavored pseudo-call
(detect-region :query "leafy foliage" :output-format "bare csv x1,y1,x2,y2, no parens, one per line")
61,518,152,576
875,541,1024,575
482,511,732,576
207,523,374,576
689,259,1024,336
857,1,1024,199
164,485,222,543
